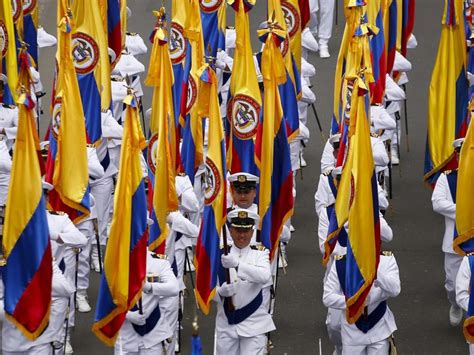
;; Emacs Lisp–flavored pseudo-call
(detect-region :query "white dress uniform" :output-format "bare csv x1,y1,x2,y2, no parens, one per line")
320,137,389,174
115,251,179,355
48,210,87,335
0,138,12,205
214,245,275,355
323,253,400,355
76,146,105,305
432,171,463,310
125,32,148,56
2,261,75,355
456,256,474,354
0,104,19,150
314,170,389,217
90,111,121,246
309,0,335,54
172,175,200,289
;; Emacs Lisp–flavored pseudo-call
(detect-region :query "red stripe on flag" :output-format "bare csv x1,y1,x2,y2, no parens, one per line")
12,244,52,334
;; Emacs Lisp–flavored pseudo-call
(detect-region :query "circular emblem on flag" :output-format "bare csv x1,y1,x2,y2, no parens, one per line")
280,35,289,57
147,133,159,175
11,0,21,22
0,21,9,58
281,1,300,37
204,158,221,204
23,0,36,15
170,22,187,65
71,32,100,75
228,94,261,140
52,99,62,140
186,76,198,114
200,0,223,13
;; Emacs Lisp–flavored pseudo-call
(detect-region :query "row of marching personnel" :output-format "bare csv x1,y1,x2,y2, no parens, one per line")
313,0,418,353
0,1,323,354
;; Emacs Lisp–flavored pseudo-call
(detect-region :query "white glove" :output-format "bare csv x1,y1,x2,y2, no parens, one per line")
143,282,153,294
125,311,146,325
221,253,239,268
218,281,237,297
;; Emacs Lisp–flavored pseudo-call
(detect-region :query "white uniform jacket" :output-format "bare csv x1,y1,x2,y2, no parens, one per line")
214,245,276,338
2,261,75,352
432,171,457,254
323,253,400,346
118,252,179,352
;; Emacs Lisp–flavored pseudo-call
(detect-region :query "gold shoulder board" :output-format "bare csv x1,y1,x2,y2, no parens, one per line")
151,253,168,260
381,251,393,256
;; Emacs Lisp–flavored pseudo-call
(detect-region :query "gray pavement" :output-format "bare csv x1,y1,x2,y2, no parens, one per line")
34,0,468,354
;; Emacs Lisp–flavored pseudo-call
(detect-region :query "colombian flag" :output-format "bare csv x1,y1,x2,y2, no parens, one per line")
22,0,38,66
385,0,398,73
195,64,227,314
0,0,18,103
268,0,301,141
170,0,188,172
107,0,122,68
72,0,112,145
200,0,226,57
367,2,387,104
45,1,90,224
180,0,205,184
331,75,381,322
3,50,52,340
331,5,363,134
144,17,179,252
92,94,148,346
424,0,469,186
256,25,294,261
462,256,474,343
227,0,261,175
454,114,474,255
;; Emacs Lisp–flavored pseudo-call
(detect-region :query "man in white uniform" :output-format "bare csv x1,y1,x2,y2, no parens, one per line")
323,251,401,355
432,138,465,326
214,208,275,354
115,250,179,355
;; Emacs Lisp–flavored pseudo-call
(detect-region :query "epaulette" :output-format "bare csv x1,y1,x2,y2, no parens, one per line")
2,103,15,109
48,210,65,216
370,132,380,138
323,169,333,177
126,31,138,36
381,251,393,256
177,172,186,177
111,75,124,82
444,169,458,175
334,254,346,260
151,253,168,260
251,244,267,252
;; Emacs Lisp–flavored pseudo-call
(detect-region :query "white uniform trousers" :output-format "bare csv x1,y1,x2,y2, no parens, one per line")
342,338,389,355
326,308,343,353
91,177,114,245
3,343,53,355
445,252,463,307
63,247,78,327
469,343,474,354
311,0,335,45
77,222,94,291
216,333,267,355
115,342,166,355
